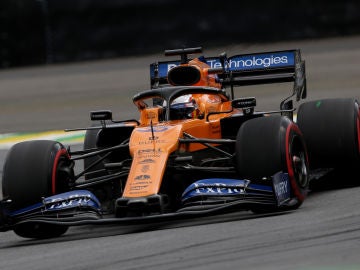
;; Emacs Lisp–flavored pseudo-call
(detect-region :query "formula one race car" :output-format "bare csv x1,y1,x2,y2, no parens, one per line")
1,47,359,239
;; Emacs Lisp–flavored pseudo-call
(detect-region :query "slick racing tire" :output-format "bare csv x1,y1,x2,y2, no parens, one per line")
236,115,309,210
2,140,72,238
297,98,360,173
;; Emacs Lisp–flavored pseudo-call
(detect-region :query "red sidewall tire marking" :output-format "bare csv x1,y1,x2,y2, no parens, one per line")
51,148,68,195
285,124,306,202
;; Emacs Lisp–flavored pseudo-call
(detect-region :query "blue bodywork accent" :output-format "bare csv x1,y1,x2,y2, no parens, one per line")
8,202,43,217
9,190,101,217
272,172,291,206
150,51,296,79
151,60,180,78
208,51,295,71
181,178,274,203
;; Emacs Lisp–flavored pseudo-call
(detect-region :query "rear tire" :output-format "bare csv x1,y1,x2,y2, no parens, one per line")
297,98,360,171
236,116,309,210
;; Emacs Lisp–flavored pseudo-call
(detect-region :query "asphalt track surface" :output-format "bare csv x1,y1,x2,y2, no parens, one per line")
0,36,360,270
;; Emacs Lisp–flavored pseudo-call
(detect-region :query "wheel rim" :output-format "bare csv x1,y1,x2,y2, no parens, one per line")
285,124,309,201
291,146,308,188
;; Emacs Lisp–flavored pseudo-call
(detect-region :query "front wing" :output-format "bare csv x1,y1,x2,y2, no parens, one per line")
0,173,293,231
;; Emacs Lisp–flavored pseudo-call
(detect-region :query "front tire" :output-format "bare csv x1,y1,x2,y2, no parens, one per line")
236,116,309,210
2,140,72,238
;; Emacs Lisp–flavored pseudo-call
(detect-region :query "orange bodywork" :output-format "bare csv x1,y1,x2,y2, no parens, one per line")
186,58,222,88
122,115,231,198
122,57,235,198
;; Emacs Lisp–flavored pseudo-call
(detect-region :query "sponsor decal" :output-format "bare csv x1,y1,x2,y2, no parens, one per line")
47,196,91,210
138,159,155,164
9,191,101,216
44,191,101,211
206,52,294,70
272,172,291,205
130,185,148,191
134,174,150,180
151,52,295,78
138,138,166,145
131,180,151,185
137,126,169,133
193,182,245,194
233,98,256,108
137,148,164,158
138,154,161,158
274,181,288,196
182,179,250,199
138,149,156,154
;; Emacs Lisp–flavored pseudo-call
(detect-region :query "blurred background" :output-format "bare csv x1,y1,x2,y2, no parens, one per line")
1,0,360,68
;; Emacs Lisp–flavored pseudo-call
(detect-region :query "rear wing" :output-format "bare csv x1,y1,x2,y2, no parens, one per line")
150,50,306,101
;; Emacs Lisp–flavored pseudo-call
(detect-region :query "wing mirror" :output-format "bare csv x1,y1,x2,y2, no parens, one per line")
232,97,256,115
90,110,113,121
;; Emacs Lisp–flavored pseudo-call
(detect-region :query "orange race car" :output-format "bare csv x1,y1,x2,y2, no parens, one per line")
1,47,359,239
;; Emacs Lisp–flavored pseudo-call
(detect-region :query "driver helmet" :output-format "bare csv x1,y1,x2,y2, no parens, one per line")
170,95,200,120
